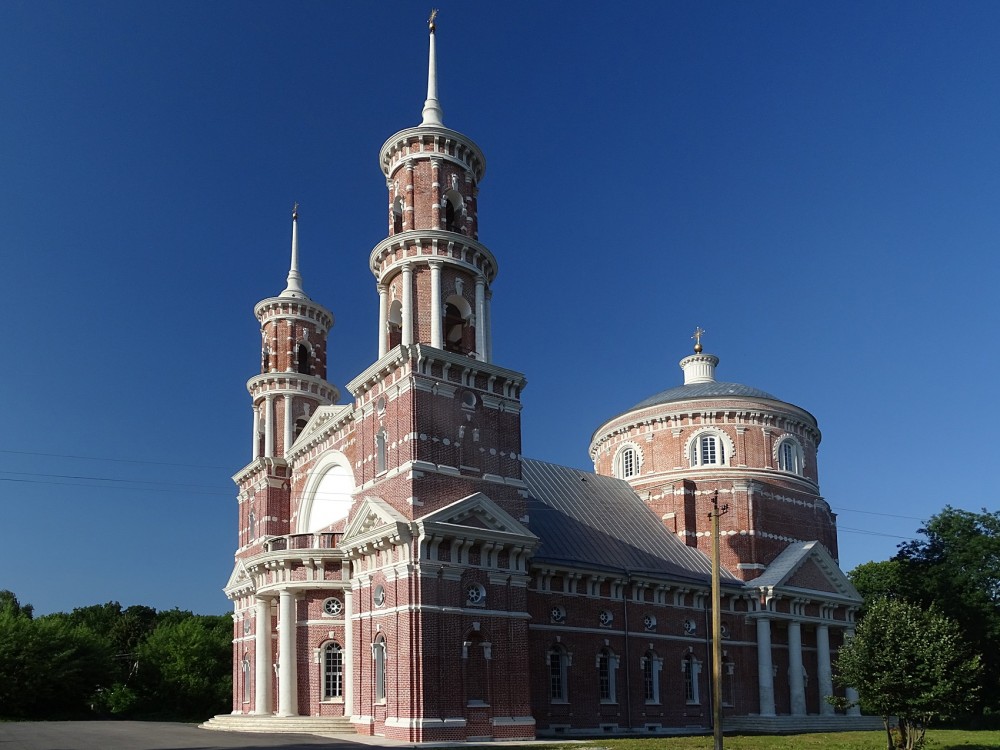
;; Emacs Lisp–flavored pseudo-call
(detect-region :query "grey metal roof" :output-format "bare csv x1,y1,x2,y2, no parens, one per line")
749,541,816,589
521,458,738,583
628,381,780,412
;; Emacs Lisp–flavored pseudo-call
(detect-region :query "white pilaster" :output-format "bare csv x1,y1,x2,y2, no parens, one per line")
264,395,275,458
816,624,834,716
756,616,776,716
377,284,389,357
788,620,806,716
343,588,353,717
277,589,298,717
484,288,492,362
474,275,485,361
254,597,273,715
282,394,293,456
401,263,414,347
429,261,443,348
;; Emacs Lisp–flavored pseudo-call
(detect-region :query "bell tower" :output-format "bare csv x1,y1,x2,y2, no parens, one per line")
351,15,524,522
239,208,338,547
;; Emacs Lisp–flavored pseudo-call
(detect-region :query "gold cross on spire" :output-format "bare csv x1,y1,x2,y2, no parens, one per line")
292,202,299,219
692,326,706,353
428,8,438,31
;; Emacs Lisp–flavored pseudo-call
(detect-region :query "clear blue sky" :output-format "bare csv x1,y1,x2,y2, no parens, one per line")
2,1,998,616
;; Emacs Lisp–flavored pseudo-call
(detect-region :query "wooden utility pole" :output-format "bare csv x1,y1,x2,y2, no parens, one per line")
710,491,729,750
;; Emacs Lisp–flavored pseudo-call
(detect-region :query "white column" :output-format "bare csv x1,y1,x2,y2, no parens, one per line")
282,394,293,456
756,616,775,716
484,288,493,362
377,283,389,357
277,589,298,717
401,263,414,347
343,588,353,717
252,403,260,460
429,261,443,348
817,624,834,716
263,395,275,458
788,620,806,716
844,629,862,716
254,597,273,715
474,275,485,361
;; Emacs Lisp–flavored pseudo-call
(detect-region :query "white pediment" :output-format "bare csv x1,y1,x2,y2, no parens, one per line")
417,492,537,541
224,559,254,599
340,496,412,552
749,540,861,601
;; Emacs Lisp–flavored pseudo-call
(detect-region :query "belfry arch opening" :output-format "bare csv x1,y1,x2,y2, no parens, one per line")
296,343,310,375
388,300,402,349
443,294,474,355
392,196,404,234
444,189,463,233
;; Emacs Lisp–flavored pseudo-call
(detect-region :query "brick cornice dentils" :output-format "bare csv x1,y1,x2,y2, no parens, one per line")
347,344,526,400
246,373,338,401
627,468,821,495
232,456,288,486
369,230,497,283
254,297,334,331
379,126,487,182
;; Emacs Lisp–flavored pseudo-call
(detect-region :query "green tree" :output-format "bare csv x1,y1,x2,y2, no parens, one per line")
894,506,1000,716
0,602,111,718
135,613,232,720
833,597,982,750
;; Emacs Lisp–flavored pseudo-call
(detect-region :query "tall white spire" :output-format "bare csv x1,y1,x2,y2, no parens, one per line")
280,203,306,299
420,10,444,127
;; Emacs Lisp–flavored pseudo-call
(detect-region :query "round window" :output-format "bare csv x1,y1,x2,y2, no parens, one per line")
643,614,657,631
461,391,477,409
550,606,566,623
683,618,697,635
599,609,613,627
376,396,386,414
323,597,343,616
466,583,485,605
373,585,386,607
243,618,251,635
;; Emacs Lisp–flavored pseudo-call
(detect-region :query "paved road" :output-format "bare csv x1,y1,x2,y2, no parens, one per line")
0,721,379,750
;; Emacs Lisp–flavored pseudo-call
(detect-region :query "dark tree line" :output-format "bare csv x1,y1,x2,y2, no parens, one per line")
0,591,231,721
848,506,1000,727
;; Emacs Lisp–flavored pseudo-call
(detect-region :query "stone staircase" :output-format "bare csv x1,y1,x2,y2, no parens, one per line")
725,714,883,734
200,714,356,735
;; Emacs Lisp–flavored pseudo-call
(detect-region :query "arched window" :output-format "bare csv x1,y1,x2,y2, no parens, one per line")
323,642,344,700
248,510,256,541
262,346,271,373
691,432,727,467
375,430,387,474
642,649,662,703
777,438,803,475
296,343,310,375
683,653,701,704
373,636,387,702
597,647,617,703
614,444,641,479
463,631,489,704
294,417,308,440
548,644,569,702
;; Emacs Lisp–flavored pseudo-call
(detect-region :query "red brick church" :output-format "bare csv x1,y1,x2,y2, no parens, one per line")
213,19,870,741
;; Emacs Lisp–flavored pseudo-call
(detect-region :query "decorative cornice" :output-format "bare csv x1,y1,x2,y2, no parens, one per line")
379,126,486,182
369,230,497,284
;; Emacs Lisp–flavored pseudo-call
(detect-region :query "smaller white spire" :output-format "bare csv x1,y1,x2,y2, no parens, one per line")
680,327,718,383
280,203,306,299
420,10,444,127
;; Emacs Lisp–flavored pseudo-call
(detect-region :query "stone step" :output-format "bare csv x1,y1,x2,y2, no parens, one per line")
725,715,883,734
200,714,356,734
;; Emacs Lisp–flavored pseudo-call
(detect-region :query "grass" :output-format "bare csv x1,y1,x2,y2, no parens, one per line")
530,730,1000,750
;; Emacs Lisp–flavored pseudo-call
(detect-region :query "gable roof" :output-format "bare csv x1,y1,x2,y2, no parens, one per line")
418,492,537,540
521,458,730,584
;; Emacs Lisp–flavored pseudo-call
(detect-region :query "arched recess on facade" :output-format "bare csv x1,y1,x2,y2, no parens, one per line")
684,427,737,467
443,294,474,355
462,625,491,706
295,341,313,375
297,450,356,533
391,195,404,234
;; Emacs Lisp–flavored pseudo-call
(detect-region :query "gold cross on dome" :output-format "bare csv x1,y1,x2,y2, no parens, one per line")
692,326,706,353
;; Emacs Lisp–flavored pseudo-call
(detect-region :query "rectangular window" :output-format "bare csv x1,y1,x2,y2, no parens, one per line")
643,659,654,701
324,645,343,699
549,651,564,700
701,436,716,464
